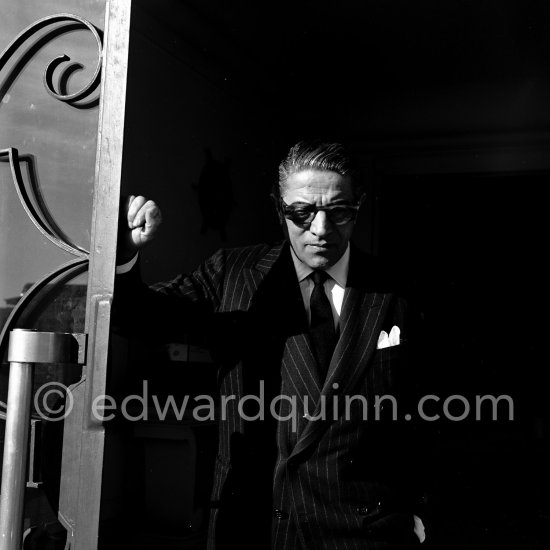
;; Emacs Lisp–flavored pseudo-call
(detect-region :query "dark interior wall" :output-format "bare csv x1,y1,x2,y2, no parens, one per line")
121,0,550,283
280,0,550,140
117,3,550,546
121,1,286,283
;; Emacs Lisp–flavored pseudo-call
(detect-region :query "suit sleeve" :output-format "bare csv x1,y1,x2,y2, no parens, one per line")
111,248,226,343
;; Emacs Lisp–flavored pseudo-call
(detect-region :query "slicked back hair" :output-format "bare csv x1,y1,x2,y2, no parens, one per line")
274,140,363,202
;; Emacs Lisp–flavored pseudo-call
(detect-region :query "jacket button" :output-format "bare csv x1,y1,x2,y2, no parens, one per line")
356,506,369,516
273,508,289,520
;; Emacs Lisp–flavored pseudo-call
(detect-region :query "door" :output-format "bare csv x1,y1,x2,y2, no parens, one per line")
0,1,131,548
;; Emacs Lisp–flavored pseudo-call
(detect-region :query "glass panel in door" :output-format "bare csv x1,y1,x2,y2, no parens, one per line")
0,1,131,548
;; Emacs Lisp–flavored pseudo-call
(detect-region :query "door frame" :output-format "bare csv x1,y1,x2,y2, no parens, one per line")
56,2,132,548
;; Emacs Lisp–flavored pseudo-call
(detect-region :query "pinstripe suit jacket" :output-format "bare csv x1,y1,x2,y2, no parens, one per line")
115,240,421,550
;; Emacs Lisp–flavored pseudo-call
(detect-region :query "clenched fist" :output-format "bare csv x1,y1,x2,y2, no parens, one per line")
118,195,162,263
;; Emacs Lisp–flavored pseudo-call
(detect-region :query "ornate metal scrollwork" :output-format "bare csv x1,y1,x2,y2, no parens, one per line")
0,14,103,398
0,258,89,410
0,148,88,257
0,13,103,106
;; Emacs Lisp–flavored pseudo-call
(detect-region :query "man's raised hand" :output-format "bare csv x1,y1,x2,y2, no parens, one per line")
118,195,162,262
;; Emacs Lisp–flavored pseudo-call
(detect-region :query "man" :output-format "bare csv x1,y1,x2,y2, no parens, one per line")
116,141,425,549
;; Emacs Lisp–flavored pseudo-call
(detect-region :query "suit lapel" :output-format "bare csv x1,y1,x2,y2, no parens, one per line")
241,242,393,460
242,242,323,446
289,248,393,460
242,240,322,391
242,242,284,295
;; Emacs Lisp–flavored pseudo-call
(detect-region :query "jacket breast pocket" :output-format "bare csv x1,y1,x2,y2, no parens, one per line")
366,343,408,397
371,342,405,364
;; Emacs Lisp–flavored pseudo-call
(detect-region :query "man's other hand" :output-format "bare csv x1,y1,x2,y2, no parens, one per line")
118,195,162,263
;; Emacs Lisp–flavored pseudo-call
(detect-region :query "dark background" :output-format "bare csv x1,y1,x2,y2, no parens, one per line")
114,1,550,548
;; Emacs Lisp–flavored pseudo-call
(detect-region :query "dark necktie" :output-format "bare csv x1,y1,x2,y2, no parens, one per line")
309,271,337,378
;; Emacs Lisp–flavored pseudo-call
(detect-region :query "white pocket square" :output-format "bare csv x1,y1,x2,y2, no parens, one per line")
377,325,400,349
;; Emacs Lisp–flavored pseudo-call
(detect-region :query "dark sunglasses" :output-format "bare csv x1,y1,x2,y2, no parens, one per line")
279,198,362,228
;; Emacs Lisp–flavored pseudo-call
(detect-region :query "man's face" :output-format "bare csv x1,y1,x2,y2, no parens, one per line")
281,169,356,270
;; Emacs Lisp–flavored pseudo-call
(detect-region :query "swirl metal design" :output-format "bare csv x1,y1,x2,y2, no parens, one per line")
0,13,103,105
0,148,88,257
0,14,102,402
0,258,89,411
